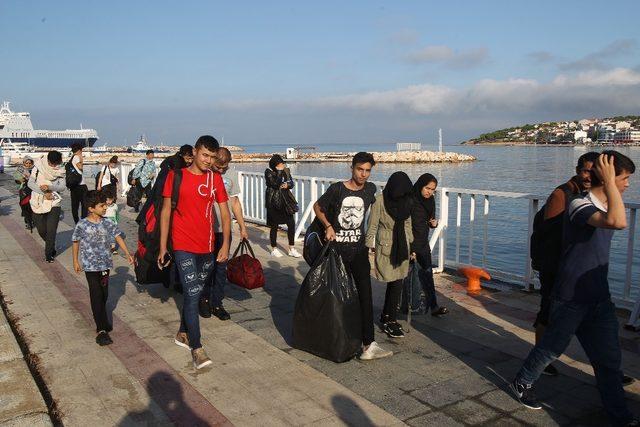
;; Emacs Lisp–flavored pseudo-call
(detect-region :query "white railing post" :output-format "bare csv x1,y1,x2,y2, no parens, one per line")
524,198,539,290
436,188,449,273
624,208,637,300
482,196,489,268
468,194,475,265
455,193,462,264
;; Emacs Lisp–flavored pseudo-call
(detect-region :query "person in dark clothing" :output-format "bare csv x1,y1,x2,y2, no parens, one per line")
366,171,414,339
265,154,301,258
409,173,448,316
69,142,88,223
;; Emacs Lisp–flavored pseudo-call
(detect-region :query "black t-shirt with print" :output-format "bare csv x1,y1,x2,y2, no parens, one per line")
317,181,377,259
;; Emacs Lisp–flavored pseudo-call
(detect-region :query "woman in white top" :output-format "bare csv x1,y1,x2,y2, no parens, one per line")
97,155,119,193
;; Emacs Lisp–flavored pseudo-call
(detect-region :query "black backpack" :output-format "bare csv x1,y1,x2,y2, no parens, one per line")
303,183,344,266
530,184,573,273
65,155,82,189
128,159,147,186
134,169,183,285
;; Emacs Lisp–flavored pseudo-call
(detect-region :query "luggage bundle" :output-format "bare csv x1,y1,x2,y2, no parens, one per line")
292,242,362,362
227,239,265,289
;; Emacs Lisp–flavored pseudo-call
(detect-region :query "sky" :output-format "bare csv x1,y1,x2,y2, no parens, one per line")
2,0,640,147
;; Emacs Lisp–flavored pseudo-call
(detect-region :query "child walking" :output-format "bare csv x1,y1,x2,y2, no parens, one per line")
72,190,134,346
103,187,120,254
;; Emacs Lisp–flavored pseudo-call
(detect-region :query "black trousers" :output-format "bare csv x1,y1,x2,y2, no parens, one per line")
85,270,110,332
270,217,295,247
70,184,88,223
383,279,404,322
32,206,61,259
344,249,375,346
20,202,33,227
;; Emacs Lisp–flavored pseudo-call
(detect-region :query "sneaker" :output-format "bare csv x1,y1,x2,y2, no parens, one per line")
96,331,112,346
623,374,635,387
510,379,542,410
288,248,302,258
45,256,55,263
174,332,191,350
542,363,559,376
382,322,405,338
212,306,231,321
192,348,213,369
431,306,449,316
359,341,393,360
271,248,284,258
198,297,212,318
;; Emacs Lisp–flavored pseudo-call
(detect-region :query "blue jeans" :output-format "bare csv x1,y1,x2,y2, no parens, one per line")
174,251,215,350
204,233,228,307
516,298,632,426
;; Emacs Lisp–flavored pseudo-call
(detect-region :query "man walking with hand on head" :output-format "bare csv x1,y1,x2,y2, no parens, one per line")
157,135,231,370
512,151,637,426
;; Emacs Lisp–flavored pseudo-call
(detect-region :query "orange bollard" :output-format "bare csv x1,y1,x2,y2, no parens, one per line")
458,266,491,295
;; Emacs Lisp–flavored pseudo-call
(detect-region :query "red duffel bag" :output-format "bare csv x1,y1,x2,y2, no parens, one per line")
227,239,265,289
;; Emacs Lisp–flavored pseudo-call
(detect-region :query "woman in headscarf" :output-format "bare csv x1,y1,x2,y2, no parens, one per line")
264,154,301,258
410,173,448,316
13,156,34,230
28,151,66,262
366,171,414,339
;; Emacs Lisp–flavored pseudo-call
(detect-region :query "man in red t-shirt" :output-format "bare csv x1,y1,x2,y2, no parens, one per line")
158,135,231,370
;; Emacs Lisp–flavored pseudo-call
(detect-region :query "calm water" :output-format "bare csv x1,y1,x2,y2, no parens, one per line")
235,145,640,302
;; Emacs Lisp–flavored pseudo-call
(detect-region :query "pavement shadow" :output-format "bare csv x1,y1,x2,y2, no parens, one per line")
408,289,604,424
55,229,74,254
106,266,136,324
117,370,209,426
262,259,302,347
331,394,376,427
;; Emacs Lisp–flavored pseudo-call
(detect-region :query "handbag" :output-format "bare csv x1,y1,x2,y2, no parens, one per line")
281,189,299,215
227,239,265,289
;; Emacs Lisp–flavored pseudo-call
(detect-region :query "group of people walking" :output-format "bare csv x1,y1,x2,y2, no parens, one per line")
8,138,640,424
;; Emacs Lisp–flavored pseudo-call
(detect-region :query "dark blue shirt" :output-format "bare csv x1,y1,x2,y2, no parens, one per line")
554,192,614,303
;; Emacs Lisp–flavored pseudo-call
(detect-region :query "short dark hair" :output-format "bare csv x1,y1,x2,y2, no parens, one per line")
178,144,193,157
216,147,232,163
71,142,84,154
352,151,375,168
195,135,219,152
86,190,107,209
109,155,119,164
576,152,599,170
101,185,117,200
590,150,636,186
47,151,63,165
145,149,154,155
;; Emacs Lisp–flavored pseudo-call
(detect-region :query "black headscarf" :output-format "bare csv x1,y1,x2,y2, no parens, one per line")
383,171,413,267
413,173,437,220
269,154,285,171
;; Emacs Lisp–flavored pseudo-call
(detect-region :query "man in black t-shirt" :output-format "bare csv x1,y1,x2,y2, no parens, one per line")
313,152,392,361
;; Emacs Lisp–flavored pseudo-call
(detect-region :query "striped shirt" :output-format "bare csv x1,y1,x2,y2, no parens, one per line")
554,192,614,303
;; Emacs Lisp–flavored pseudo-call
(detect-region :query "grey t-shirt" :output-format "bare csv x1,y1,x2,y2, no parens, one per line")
213,171,240,233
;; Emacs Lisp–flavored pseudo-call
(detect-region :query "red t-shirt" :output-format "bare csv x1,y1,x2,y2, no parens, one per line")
162,168,229,254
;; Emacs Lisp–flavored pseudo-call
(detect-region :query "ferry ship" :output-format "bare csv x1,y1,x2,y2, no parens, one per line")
0,101,98,148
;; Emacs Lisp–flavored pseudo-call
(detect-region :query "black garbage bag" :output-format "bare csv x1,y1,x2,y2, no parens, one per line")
127,185,142,208
292,242,362,362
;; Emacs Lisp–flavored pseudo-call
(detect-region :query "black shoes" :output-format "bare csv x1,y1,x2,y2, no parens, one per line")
542,363,559,376
510,379,542,410
623,374,635,387
212,306,231,321
382,321,405,338
199,298,212,318
431,306,449,316
45,256,55,263
96,331,113,346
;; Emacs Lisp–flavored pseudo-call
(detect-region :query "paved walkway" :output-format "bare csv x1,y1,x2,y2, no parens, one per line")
1,174,640,426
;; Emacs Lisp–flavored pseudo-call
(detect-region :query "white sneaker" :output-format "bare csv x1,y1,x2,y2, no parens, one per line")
288,248,302,258
359,341,393,361
271,248,284,258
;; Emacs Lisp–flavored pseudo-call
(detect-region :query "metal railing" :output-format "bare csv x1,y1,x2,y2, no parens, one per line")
237,170,639,308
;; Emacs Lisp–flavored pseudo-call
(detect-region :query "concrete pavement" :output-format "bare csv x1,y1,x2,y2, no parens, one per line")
1,172,640,425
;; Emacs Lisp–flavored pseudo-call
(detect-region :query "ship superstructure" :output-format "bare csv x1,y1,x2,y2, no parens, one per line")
0,101,98,148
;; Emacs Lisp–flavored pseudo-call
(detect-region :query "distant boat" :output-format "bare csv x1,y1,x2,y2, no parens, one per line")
128,135,169,153
0,101,99,148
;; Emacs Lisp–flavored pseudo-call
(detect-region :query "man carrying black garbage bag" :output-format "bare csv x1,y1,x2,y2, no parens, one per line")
308,152,392,361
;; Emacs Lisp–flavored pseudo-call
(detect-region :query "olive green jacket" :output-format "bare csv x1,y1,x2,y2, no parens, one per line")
365,195,413,283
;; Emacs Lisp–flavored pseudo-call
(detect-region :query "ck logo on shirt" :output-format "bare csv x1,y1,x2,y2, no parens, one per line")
197,171,217,198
